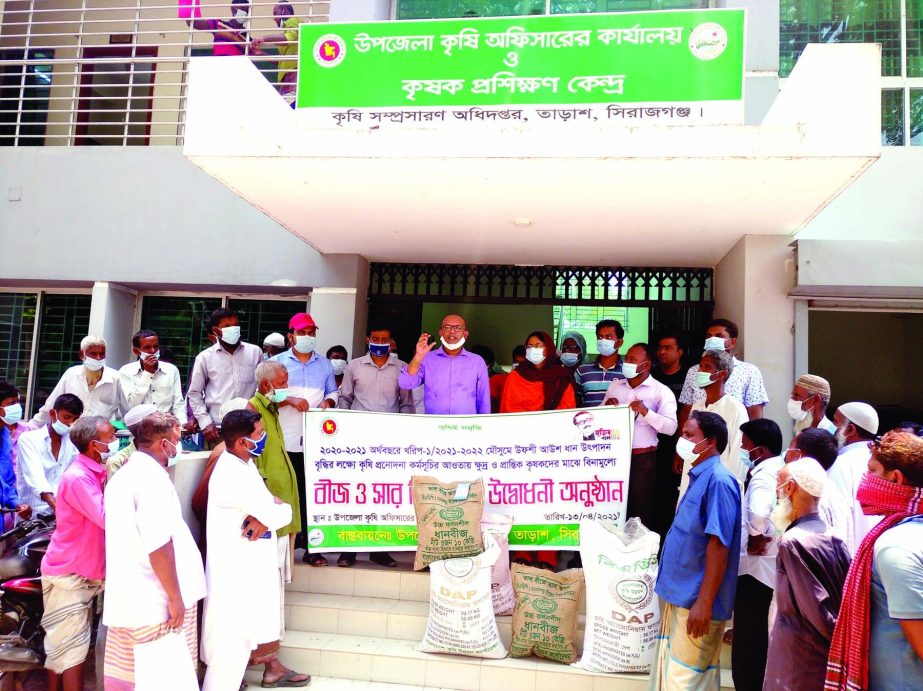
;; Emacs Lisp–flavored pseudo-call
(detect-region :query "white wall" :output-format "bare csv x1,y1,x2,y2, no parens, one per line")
88,282,138,367
715,235,795,436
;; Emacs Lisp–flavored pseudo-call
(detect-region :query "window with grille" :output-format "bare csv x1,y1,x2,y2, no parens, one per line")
30,294,92,415
139,296,223,388
0,293,37,397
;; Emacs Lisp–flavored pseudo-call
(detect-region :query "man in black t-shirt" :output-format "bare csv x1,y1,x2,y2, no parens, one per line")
652,334,688,537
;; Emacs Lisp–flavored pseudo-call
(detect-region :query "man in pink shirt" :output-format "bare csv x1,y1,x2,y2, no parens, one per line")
40,415,111,691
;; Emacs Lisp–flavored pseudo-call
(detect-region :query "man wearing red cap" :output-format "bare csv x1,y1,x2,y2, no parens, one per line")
270,312,338,565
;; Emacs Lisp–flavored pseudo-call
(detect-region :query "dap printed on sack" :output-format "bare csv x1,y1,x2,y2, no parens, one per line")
574,518,661,673
481,513,515,616
411,476,485,571
510,564,584,664
417,528,507,659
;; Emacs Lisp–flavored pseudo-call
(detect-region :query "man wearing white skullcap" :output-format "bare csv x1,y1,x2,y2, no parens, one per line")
262,333,286,360
829,402,882,548
106,404,158,480
764,459,852,691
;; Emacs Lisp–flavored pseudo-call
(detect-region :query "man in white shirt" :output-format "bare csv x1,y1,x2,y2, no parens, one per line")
786,428,853,551
201,409,309,690
678,349,749,498
102,411,205,689
787,373,837,436
829,401,882,550
603,342,677,531
31,336,121,426
118,329,187,425
732,418,785,691
677,319,769,426
187,308,263,446
17,394,83,513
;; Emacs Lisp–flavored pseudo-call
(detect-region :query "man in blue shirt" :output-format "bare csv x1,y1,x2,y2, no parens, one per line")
650,410,741,690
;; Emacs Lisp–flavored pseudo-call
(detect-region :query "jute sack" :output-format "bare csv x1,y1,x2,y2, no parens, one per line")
416,529,507,659
510,564,584,664
573,518,661,673
481,514,515,616
411,476,485,571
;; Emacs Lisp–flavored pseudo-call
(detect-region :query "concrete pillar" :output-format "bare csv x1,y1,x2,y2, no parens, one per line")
88,281,138,369
714,235,796,439
309,286,369,361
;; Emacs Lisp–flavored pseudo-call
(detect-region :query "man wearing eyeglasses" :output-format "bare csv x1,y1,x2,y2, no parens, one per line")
399,314,490,415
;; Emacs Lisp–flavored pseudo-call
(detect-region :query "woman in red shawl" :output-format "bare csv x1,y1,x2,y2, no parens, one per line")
500,331,576,569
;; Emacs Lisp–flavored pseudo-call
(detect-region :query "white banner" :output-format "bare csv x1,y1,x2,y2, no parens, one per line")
303,407,633,552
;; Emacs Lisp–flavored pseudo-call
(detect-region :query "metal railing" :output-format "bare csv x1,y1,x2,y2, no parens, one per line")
0,0,330,146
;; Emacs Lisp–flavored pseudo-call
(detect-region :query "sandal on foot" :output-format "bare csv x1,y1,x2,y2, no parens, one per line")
304,553,327,567
262,670,311,688
337,553,356,567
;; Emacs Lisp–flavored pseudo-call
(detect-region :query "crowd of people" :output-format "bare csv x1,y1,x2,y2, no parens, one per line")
0,306,921,690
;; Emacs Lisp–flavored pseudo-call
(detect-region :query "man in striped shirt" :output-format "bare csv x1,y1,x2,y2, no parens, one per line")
575,319,625,407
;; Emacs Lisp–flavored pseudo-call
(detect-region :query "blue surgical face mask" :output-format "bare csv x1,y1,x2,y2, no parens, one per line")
597,339,617,357
560,352,579,367
621,361,648,379
368,342,390,358
739,447,754,469
704,336,726,351
51,418,71,436
244,432,268,458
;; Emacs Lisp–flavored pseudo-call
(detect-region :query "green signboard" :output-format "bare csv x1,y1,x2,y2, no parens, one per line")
297,9,744,117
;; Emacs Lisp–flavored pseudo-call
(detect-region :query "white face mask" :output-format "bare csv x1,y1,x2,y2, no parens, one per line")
525,347,545,365
51,418,71,436
596,339,617,357
675,436,702,464
818,417,837,436
94,438,120,460
219,325,241,345
835,427,848,450
704,336,727,351
294,335,316,354
165,439,182,467
621,361,647,379
560,352,579,367
330,358,347,376
84,356,106,371
139,350,160,363
787,398,810,422
234,8,248,20
771,490,793,534
1,403,23,425
440,336,465,351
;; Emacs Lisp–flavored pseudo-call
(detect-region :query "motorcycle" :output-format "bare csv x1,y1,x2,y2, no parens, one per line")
0,511,56,675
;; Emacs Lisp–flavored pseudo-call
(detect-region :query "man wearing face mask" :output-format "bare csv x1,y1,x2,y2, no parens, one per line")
826,431,923,691
201,409,309,690
187,308,262,447
326,345,349,388
651,411,740,689
0,381,35,524
118,329,187,427
602,342,677,531
336,322,413,568
186,0,251,57
32,336,121,427
763,458,850,691
270,312,337,563
575,319,626,408
39,415,112,691
18,393,83,514
399,314,490,415
827,402,882,551
731,418,784,691
102,412,205,690
677,319,768,431
678,349,748,499
787,373,836,436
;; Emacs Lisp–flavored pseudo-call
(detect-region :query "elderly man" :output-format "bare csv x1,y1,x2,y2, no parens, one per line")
270,313,336,555
788,373,836,435
651,411,741,689
18,393,83,514
202,409,308,690
826,431,923,691
731,418,784,691
187,307,262,446
105,404,156,480
677,349,748,498
829,402,882,549
764,458,851,691
40,415,112,690
32,336,120,426
399,314,490,415
118,330,186,426
102,412,205,690
336,321,414,568
262,332,287,360
603,342,677,530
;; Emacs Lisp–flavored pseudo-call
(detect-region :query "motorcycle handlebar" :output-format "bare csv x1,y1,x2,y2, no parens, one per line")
0,514,54,542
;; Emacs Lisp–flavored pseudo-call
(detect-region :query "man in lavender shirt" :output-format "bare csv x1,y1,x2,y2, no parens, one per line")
399,314,490,415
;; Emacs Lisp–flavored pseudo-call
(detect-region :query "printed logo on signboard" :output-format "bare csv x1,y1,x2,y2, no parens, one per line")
689,22,728,61
308,528,325,546
321,419,338,435
314,34,346,68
